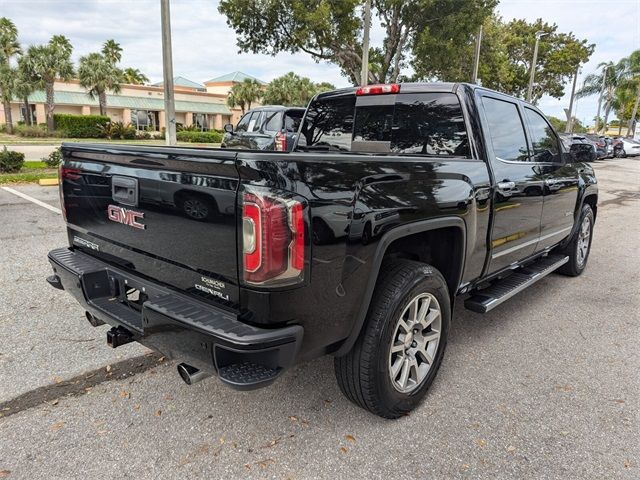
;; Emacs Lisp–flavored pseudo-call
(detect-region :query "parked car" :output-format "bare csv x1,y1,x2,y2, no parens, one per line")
600,136,614,157
48,82,597,419
221,106,305,151
559,134,597,162
582,134,608,159
613,137,640,157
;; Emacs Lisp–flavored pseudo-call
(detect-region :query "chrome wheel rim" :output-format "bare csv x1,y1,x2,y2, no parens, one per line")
388,293,442,394
576,215,591,267
183,199,208,219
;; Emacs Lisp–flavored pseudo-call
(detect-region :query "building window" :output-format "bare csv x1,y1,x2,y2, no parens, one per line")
130,110,160,131
192,113,209,131
19,104,37,125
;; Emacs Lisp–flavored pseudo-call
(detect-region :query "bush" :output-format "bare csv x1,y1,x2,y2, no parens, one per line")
43,147,62,167
176,130,223,143
135,131,152,140
0,147,25,173
54,114,110,138
15,124,52,138
98,121,137,140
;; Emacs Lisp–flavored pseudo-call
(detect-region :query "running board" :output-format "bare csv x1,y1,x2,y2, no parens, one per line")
464,254,569,313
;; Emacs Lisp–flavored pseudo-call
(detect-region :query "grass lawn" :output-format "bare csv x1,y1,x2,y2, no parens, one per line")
0,161,57,185
0,133,219,147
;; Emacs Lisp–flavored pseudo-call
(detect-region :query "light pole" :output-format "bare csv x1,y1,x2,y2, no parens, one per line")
471,24,483,84
161,0,177,146
526,30,548,103
595,64,610,133
360,0,371,86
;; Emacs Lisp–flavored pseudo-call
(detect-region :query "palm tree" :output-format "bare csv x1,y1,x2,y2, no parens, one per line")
122,67,149,85
239,78,263,111
15,54,38,125
26,35,74,132
226,89,245,114
0,17,21,134
576,60,626,133
78,52,123,116
102,39,122,65
623,49,640,137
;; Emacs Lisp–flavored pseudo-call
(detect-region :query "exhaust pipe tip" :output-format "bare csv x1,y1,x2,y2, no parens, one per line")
177,363,210,385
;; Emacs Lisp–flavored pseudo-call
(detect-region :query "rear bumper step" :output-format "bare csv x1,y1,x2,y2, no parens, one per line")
47,247,303,390
465,254,569,313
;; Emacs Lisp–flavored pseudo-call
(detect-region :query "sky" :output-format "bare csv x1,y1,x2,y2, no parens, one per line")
1,0,639,125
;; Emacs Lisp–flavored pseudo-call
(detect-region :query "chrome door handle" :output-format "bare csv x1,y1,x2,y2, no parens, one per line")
497,181,515,190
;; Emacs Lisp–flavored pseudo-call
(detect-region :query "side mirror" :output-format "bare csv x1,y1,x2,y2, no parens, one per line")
223,123,234,134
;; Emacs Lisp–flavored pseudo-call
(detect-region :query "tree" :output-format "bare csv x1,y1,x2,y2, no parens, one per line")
26,35,74,132
576,60,627,133
262,72,335,106
622,49,640,137
548,115,586,134
219,0,495,85
122,67,149,85
430,15,593,103
0,17,21,134
15,53,39,126
227,78,263,114
102,39,122,65
78,51,123,116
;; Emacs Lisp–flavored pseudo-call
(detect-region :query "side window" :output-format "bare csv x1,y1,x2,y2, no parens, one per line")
391,93,470,157
524,108,561,163
284,111,303,132
298,95,356,151
482,97,529,162
235,113,251,132
248,111,263,132
264,111,283,132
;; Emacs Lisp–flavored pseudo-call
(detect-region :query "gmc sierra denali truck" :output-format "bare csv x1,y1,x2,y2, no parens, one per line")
47,82,597,418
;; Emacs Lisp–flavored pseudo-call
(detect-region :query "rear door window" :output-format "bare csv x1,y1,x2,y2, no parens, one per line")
264,111,283,132
524,107,561,163
284,110,304,132
482,97,530,162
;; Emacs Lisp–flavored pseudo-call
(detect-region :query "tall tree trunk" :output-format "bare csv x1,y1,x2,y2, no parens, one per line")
99,91,107,116
602,104,611,134
45,81,55,133
23,98,32,126
618,124,622,135
626,85,640,138
2,100,13,134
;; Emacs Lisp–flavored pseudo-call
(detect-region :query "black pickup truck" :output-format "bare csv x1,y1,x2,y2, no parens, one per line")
47,82,597,418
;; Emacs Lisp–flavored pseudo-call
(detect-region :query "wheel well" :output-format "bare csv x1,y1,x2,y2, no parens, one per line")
381,227,464,298
583,193,597,220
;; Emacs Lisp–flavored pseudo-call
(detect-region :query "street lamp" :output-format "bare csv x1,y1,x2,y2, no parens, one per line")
526,30,549,103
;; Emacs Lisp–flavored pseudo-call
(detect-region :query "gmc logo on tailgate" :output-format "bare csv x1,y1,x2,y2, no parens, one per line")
107,204,146,230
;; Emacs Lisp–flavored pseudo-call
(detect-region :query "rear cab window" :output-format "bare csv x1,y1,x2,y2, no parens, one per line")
297,90,470,157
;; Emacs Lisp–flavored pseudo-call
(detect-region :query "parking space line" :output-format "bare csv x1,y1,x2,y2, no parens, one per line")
1,186,62,215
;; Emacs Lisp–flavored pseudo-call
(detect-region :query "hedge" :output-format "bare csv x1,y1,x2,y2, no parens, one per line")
0,147,26,173
176,130,223,143
54,114,110,138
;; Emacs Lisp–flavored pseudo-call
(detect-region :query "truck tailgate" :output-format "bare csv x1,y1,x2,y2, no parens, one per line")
60,144,240,306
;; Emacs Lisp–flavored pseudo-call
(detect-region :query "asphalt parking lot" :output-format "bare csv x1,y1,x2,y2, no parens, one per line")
0,158,638,479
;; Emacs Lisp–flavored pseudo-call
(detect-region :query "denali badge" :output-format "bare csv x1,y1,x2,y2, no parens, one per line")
107,204,146,230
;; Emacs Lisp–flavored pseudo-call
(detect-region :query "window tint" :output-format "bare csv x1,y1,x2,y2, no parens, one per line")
524,108,561,162
264,111,282,132
353,105,394,142
236,113,251,132
298,95,356,151
284,111,303,132
391,93,469,156
482,97,529,162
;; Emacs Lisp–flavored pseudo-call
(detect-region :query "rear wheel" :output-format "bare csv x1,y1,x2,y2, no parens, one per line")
557,204,594,276
334,260,450,418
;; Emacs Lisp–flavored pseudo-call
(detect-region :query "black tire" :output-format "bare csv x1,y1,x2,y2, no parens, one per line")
175,193,217,221
334,260,450,419
557,204,594,276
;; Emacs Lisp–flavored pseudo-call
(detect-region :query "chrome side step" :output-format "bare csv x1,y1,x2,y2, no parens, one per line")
464,254,569,313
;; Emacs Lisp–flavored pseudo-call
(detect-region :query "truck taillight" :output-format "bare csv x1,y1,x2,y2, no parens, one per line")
242,188,307,286
275,132,287,151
